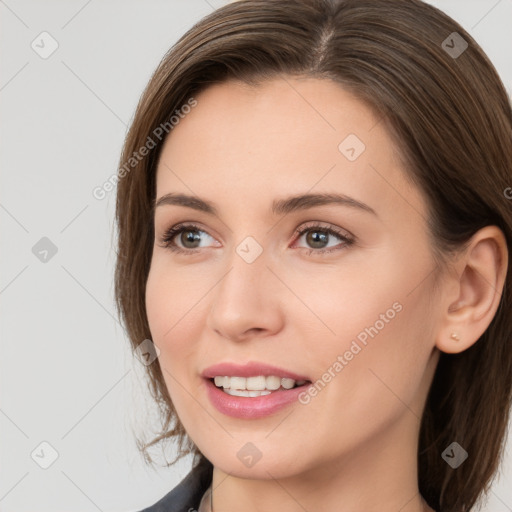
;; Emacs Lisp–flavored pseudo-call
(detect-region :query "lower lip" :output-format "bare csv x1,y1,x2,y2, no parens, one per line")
203,378,309,419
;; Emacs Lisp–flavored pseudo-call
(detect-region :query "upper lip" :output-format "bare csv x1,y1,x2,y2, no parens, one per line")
201,361,311,381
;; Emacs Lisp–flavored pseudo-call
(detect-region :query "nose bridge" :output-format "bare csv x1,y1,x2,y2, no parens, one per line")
218,235,269,305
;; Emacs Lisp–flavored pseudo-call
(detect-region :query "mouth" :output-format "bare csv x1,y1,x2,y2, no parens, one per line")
201,362,313,418
209,375,312,397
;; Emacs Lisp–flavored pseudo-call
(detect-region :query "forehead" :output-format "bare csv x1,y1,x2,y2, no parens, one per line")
155,76,427,225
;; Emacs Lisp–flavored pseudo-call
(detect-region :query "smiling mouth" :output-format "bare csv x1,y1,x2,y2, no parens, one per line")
210,375,312,397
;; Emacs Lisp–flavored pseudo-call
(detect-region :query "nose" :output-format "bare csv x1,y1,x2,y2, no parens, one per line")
206,246,285,343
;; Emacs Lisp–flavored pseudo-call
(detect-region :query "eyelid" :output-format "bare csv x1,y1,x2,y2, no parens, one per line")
292,221,354,242
158,222,219,249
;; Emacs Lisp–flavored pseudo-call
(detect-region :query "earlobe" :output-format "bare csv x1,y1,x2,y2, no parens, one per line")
435,226,508,355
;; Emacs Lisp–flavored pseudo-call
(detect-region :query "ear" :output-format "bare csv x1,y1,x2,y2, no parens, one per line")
435,225,508,354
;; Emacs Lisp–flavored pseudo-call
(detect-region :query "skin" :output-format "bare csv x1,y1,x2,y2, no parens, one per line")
145,77,508,512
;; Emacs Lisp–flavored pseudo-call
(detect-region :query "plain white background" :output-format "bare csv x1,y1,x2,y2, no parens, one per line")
1,1,511,511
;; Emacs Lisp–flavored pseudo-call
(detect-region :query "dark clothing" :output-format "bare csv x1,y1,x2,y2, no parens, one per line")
139,459,213,512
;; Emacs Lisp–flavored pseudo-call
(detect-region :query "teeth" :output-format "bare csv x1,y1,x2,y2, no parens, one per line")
212,375,308,391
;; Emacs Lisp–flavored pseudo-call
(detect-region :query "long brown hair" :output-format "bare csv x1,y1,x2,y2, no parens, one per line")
114,1,512,511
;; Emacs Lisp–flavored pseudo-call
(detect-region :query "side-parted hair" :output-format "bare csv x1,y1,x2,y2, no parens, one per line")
114,1,512,511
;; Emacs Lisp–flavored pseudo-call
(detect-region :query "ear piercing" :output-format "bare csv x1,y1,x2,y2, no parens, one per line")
450,332,460,341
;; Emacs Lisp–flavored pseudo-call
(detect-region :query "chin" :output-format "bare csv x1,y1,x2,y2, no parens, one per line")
201,440,311,480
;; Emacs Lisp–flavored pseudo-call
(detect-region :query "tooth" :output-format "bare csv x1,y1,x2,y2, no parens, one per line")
222,376,230,387
214,376,224,387
296,380,306,386
246,376,266,390
248,390,271,397
281,378,295,389
266,376,281,390
224,388,271,397
229,376,246,390
224,389,245,396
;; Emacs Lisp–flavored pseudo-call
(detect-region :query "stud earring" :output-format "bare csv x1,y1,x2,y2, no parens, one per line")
450,332,460,341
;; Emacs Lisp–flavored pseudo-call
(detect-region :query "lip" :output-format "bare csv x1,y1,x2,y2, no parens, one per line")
203,378,311,419
201,361,312,419
201,361,310,381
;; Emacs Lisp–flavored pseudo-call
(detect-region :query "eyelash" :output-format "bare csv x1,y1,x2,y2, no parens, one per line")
158,222,355,256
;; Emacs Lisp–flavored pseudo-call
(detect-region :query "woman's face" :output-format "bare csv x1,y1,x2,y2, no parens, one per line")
146,77,442,479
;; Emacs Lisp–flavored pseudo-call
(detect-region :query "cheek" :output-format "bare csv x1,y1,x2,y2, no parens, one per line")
145,256,211,339
145,266,205,421
326,287,434,427
145,261,203,372
280,254,404,354
297,248,435,401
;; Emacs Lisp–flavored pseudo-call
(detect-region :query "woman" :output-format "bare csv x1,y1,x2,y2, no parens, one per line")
114,1,512,511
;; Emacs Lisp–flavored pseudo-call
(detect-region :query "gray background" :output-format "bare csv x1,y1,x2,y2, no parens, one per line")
1,1,511,511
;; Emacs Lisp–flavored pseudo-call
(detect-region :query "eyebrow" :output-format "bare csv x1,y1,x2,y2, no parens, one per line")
153,192,377,217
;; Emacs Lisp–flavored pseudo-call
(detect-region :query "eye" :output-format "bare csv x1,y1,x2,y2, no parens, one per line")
158,223,217,254
292,222,354,255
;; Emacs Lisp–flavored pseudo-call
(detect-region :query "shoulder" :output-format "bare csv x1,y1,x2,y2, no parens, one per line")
137,458,213,512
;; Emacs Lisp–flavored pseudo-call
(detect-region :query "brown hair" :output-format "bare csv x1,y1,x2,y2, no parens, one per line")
114,1,512,511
